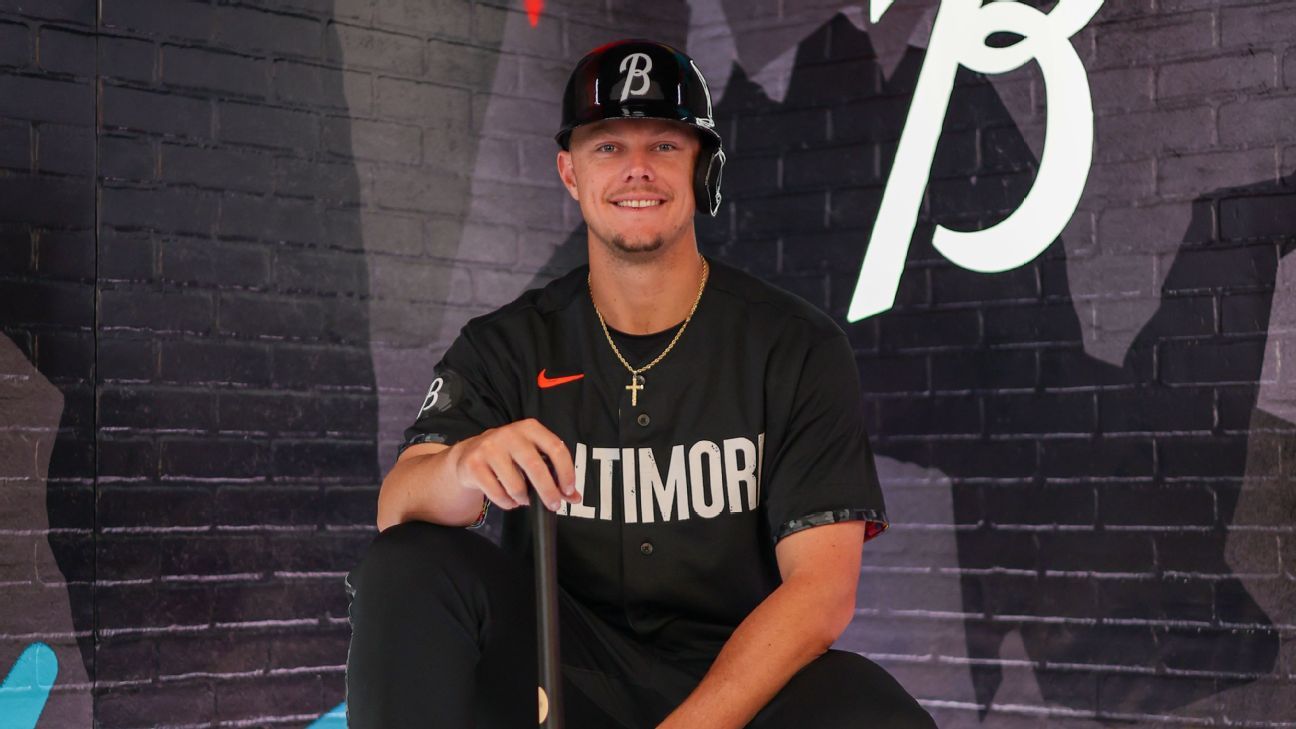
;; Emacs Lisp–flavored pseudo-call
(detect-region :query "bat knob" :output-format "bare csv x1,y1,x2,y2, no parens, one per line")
538,686,549,724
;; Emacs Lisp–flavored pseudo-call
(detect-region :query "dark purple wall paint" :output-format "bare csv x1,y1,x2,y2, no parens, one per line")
1,0,1293,726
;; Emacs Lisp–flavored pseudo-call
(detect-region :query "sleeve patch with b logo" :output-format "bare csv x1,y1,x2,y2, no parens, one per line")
418,368,465,417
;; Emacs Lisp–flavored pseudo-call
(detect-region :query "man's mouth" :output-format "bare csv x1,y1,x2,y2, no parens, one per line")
613,199,663,208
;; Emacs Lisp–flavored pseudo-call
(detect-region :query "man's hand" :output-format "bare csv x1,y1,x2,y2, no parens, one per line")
449,418,580,512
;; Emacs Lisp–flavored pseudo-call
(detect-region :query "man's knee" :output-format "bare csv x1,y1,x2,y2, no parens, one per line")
346,521,500,608
753,650,935,729
812,651,934,729
345,522,510,727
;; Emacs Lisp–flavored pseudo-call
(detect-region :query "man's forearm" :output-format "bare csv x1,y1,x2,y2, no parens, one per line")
375,445,483,531
657,574,854,729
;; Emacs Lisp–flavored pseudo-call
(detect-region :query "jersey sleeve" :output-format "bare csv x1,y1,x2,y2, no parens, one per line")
399,331,513,530
762,332,888,545
399,330,514,456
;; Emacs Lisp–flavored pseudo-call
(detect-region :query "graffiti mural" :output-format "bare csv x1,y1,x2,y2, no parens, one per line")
0,0,1292,725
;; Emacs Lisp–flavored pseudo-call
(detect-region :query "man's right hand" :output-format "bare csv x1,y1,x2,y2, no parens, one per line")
448,418,579,512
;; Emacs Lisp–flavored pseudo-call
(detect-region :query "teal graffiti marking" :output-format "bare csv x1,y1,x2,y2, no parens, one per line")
0,642,57,729
307,701,346,728
0,641,344,729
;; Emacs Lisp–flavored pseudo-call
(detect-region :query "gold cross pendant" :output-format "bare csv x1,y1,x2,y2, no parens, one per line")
626,374,645,407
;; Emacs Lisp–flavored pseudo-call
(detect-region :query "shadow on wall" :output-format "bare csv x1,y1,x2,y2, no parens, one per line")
868,28,1288,723
525,11,1288,722
1,0,381,725
0,3,97,723
758,14,1282,721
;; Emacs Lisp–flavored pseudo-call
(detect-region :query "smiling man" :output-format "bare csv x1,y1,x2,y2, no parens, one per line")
343,39,935,729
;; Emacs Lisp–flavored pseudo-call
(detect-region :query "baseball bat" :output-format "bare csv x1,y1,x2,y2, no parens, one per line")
532,482,563,728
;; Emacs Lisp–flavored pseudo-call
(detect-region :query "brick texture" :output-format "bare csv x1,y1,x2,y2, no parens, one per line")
1,0,1294,726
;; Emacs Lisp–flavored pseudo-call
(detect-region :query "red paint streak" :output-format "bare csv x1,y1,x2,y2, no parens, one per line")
526,0,544,27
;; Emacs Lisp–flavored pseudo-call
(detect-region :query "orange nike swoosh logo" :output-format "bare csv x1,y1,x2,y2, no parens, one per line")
537,369,585,388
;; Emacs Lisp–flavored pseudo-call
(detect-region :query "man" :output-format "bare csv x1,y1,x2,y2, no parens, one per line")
345,39,935,729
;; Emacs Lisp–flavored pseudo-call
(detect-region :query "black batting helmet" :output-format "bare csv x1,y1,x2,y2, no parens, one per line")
555,39,726,217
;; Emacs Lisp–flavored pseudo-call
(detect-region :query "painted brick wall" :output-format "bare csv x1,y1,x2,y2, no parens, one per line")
679,3,1296,726
1,0,1293,727
0,0,685,726
0,0,98,725
89,0,377,721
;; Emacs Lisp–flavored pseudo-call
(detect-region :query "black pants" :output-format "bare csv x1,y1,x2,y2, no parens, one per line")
345,521,935,729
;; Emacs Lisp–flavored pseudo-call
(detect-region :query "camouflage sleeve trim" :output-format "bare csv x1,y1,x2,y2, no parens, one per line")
396,432,451,457
776,508,889,543
395,435,487,529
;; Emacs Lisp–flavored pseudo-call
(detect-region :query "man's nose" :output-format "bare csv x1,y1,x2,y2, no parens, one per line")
623,148,655,181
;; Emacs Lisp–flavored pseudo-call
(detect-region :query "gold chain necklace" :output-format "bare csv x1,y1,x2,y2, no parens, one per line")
588,255,709,407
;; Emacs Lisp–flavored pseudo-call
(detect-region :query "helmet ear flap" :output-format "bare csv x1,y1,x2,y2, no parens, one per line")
694,145,725,217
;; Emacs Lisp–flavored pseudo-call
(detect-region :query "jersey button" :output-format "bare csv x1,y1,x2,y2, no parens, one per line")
639,540,654,556
636,413,650,427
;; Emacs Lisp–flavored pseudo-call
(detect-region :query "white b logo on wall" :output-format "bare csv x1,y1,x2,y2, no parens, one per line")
850,0,1105,321
618,52,654,102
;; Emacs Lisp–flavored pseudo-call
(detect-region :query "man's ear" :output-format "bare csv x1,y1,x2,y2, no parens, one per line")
556,150,579,201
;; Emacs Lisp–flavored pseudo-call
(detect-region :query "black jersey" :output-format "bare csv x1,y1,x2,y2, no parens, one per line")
401,255,888,656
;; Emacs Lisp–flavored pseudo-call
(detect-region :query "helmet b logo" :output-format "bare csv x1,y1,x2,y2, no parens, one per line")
618,52,653,102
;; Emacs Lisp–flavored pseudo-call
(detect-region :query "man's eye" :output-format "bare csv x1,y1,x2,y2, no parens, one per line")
657,143,677,151
596,143,616,152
